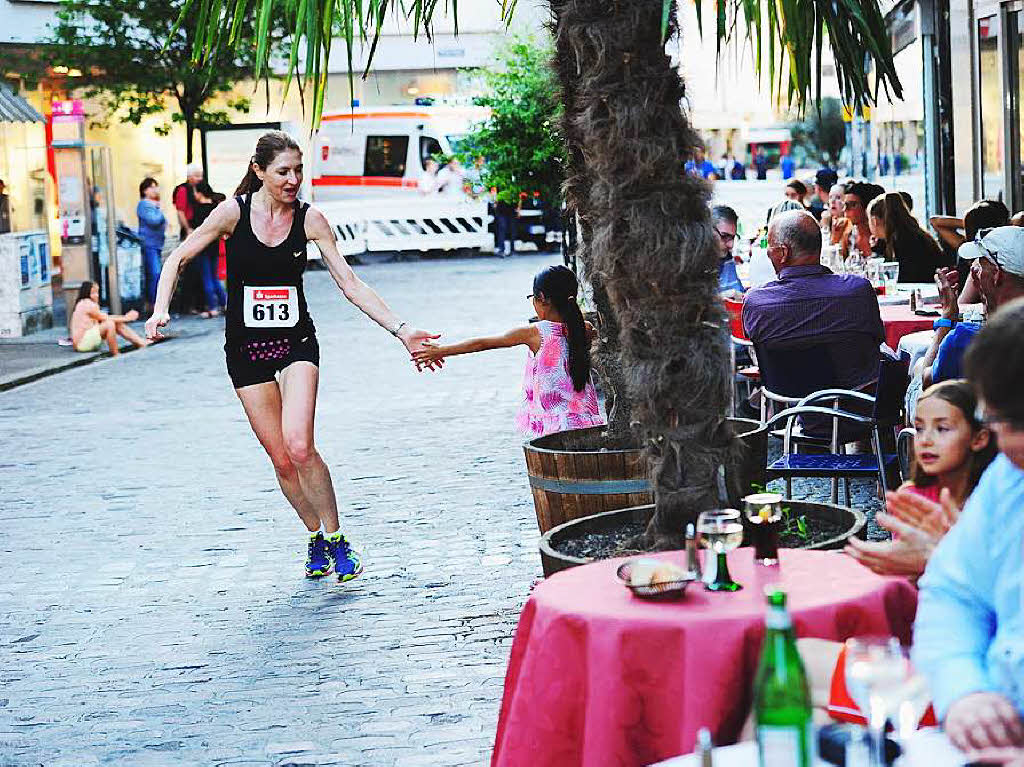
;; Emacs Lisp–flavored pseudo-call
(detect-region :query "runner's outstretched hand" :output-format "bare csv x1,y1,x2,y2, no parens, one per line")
398,327,443,372
145,312,170,340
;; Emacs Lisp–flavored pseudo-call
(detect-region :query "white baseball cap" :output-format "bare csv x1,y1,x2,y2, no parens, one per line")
958,226,1024,278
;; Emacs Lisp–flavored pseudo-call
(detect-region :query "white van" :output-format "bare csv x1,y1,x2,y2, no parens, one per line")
310,105,489,202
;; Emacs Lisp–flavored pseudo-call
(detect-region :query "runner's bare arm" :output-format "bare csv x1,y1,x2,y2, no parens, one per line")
305,206,442,367
412,326,541,365
146,199,239,339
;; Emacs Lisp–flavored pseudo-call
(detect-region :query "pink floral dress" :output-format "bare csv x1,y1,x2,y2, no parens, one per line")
514,320,605,437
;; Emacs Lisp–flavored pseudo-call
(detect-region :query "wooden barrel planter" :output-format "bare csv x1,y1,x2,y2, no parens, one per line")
523,427,650,535
523,418,768,534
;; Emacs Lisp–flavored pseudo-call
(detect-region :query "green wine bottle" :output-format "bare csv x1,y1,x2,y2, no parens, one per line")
754,589,814,767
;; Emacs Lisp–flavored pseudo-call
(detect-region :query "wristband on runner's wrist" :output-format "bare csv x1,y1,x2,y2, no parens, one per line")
391,320,407,337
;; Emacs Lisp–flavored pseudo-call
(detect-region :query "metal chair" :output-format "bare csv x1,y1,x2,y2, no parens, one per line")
765,358,910,502
723,298,759,416
897,427,915,481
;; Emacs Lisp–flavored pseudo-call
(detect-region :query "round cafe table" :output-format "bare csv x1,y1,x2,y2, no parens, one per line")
880,304,937,351
491,549,918,767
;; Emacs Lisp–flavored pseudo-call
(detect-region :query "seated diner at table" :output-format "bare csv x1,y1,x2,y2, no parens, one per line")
914,298,1024,754
920,227,1024,390
742,209,884,395
866,192,951,283
844,379,994,580
832,180,885,259
711,205,744,295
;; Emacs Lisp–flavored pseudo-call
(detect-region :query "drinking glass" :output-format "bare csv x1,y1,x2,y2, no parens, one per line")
697,509,744,591
845,637,910,766
743,492,783,566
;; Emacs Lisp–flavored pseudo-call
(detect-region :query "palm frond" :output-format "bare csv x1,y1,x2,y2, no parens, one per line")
181,0,900,126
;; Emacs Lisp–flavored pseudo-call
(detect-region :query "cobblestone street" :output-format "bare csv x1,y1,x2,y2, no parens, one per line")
1,255,556,766
0,252,885,766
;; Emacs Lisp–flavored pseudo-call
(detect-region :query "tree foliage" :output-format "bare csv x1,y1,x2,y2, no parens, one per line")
790,96,847,165
183,0,902,128
462,35,565,206
41,0,288,161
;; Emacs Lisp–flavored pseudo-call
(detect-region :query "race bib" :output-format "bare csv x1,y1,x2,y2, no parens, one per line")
243,286,299,328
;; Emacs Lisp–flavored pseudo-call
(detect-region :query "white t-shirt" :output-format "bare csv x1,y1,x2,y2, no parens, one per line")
435,167,464,196
418,172,438,195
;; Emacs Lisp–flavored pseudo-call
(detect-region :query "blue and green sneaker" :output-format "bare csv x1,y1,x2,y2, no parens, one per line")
326,533,363,583
305,531,333,578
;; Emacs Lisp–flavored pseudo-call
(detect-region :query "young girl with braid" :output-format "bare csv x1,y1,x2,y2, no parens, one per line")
413,265,605,436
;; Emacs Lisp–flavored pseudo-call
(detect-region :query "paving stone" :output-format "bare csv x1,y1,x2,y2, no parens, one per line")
0,254,884,765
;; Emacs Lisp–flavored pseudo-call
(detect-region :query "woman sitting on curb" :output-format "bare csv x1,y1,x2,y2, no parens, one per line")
70,280,151,355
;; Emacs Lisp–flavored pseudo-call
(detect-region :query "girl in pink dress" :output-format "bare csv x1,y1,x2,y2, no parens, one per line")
413,265,605,436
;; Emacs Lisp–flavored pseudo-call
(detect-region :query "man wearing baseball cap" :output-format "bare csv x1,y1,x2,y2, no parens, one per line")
921,226,1024,389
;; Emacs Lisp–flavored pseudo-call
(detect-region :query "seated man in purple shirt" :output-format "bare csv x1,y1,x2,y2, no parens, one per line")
742,209,884,412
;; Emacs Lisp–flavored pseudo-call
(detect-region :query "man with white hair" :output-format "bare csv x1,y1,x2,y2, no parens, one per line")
742,209,884,392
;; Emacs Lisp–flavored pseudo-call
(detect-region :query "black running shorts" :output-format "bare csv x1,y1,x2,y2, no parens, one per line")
224,334,320,389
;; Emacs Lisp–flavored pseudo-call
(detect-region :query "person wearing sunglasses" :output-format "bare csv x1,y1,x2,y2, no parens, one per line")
712,205,744,295
920,227,1024,392
913,298,1024,754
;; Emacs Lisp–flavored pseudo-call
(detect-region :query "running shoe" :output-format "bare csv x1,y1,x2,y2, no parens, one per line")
305,531,333,578
327,533,363,583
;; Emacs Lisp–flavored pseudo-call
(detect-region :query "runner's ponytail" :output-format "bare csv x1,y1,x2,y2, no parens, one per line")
235,130,302,197
533,265,591,392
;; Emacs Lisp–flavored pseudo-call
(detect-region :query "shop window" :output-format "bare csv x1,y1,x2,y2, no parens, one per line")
978,15,1005,202
364,135,408,178
419,136,443,169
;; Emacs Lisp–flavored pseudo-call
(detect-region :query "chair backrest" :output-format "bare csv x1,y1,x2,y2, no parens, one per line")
754,342,840,398
723,298,747,341
872,356,910,424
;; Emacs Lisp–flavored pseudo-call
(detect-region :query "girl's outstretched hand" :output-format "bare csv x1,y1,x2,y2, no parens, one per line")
398,327,444,372
411,339,447,371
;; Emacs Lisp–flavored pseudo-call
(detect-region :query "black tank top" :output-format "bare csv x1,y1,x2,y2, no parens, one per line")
225,194,315,343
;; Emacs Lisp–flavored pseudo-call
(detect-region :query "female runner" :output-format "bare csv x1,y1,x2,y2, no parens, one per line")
145,131,439,582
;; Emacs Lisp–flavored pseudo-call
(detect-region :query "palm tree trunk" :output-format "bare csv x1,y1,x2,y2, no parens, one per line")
551,3,632,440
550,0,734,547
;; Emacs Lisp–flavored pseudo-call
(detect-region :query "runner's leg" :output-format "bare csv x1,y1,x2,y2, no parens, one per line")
278,361,340,534
235,381,321,532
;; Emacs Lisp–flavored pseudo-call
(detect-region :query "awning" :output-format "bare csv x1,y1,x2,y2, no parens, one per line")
0,84,44,123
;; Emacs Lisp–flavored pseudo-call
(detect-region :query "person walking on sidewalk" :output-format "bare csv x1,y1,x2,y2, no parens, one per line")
136,177,167,310
412,264,605,437
145,130,440,582
71,280,151,355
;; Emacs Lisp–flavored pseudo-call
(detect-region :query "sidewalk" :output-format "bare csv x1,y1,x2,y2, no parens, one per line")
0,313,221,391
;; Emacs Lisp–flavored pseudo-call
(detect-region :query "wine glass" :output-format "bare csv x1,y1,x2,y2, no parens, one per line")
845,637,910,766
742,492,783,566
696,509,744,592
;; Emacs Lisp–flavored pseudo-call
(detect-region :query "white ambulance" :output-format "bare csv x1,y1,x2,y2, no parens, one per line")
310,105,490,201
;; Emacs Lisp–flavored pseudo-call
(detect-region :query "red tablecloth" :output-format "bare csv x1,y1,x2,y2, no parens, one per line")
880,304,936,351
491,549,918,767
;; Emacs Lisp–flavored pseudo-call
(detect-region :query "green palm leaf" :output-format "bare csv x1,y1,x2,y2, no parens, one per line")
182,0,900,126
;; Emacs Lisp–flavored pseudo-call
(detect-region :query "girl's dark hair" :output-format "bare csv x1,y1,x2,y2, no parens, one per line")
867,192,944,265
533,265,590,392
139,177,158,198
74,280,95,309
235,130,302,196
911,379,996,493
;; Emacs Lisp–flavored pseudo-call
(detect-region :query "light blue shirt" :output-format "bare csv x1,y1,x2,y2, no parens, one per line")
719,258,745,294
912,453,1024,719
